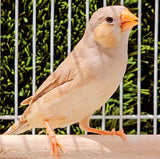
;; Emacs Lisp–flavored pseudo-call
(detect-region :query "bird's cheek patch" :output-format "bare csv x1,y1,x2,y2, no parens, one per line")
93,22,118,48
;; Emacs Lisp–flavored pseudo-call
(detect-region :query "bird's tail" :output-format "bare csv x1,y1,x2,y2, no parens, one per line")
3,117,29,135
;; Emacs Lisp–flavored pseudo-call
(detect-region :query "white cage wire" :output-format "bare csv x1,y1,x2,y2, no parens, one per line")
0,0,159,135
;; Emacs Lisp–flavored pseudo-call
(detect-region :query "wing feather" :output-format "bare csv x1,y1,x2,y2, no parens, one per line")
21,53,78,105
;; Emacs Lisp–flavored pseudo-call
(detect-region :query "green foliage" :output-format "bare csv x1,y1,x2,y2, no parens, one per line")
0,0,160,135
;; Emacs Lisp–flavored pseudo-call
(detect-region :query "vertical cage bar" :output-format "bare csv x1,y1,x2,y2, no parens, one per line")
119,0,124,130
153,0,159,135
0,0,1,100
67,0,72,135
67,0,72,56
101,104,106,130
32,0,36,101
84,0,89,135
101,0,107,131
86,0,89,24
14,0,19,122
137,0,142,135
32,0,36,135
119,82,123,129
103,0,107,6
120,0,124,6
50,0,54,73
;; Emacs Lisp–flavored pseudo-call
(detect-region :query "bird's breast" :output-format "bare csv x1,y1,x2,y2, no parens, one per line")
27,50,128,129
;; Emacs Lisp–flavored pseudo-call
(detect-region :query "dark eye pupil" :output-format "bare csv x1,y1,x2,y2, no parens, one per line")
106,17,113,23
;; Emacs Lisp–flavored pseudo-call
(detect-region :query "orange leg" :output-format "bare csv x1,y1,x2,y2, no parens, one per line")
44,120,63,159
79,115,127,140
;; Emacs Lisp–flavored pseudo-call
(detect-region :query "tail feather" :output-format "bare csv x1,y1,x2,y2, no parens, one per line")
3,119,29,135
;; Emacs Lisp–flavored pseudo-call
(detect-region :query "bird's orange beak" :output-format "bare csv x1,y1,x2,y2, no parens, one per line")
121,9,139,32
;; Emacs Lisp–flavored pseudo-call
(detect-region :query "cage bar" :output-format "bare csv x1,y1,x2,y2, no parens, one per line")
119,0,124,130
14,0,19,122
86,0,89,24
153,0,159,135
50,0,55,73
101,0,107,132
137,0,142,135
1,114,160,121
103,0,107,7
32,0,36,135
67,0,72,135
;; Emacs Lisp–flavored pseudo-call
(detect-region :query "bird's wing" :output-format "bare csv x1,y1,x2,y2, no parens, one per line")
21,54,78,105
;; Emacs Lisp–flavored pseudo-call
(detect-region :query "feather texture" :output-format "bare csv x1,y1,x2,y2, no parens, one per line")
3,118,29,135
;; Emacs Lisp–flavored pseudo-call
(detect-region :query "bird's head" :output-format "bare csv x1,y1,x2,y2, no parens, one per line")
84,6,138,48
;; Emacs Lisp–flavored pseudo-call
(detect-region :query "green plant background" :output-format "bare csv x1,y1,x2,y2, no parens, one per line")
1,0,160,135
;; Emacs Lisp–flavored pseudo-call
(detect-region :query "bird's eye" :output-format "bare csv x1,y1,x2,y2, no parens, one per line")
106,17,114,24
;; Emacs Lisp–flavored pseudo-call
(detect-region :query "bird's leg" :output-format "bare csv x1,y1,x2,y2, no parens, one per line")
79,115,127,140
44,120,63,159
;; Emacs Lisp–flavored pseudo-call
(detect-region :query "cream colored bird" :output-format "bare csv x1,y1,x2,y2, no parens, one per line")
4,5,138,159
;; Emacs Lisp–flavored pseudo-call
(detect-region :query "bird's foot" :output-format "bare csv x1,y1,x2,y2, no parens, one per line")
86,127,127,140
44,120,63,159
110,128,127,140
49,134,63,158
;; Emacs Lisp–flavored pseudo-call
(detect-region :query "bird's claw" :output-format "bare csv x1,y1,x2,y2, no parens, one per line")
111,128,127,140
50,135,63,159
